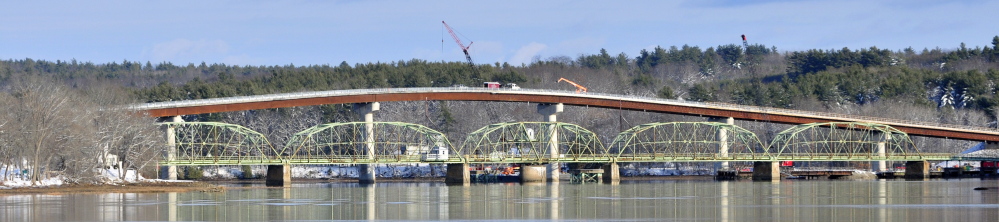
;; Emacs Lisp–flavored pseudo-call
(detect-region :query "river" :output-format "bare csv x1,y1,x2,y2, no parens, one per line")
1,179,997,221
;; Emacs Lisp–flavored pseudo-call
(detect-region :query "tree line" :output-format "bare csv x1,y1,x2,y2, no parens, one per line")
2,36,999,183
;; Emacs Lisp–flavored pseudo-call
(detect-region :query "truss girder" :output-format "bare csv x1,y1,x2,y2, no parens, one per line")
160,122,277,164
770,122,921,160
460,122,606,163
281,122,458,162
608,122,768,160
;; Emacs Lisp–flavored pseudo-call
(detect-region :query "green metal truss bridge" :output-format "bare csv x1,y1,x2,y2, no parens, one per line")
159,121,981,166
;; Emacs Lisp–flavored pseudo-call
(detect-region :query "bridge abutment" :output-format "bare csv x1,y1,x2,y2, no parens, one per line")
444,163,470,185
266,164,291,187
752,161,780,181
160,115,183,180
904,161,930,179
353,102,380,184
538,103,563,183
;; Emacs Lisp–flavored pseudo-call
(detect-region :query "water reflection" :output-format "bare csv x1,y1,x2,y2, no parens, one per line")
1,179,997,221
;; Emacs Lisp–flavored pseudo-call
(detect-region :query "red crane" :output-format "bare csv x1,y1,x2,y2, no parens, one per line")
442,21,475,66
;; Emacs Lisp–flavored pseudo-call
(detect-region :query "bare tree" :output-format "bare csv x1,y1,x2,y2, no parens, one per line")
4,77,83,184
82,85,164,182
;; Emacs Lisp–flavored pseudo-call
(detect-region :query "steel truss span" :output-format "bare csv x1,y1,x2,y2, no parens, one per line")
770,122,940,161
281,122,460,164
459,122,607,164
160,122,278,165
159,121,985,166
609,122,769,162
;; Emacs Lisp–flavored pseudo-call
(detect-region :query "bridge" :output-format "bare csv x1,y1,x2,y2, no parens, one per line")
134,87,999,185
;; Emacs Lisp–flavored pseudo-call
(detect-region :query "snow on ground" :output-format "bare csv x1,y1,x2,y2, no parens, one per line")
99,169,144,183
1,164,178,188
0,176,64,189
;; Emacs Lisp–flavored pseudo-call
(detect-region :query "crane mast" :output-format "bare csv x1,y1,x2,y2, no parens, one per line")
442,21,475,67
741,34,750,54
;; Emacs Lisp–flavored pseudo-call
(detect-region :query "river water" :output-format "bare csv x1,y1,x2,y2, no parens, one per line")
1,179,997,221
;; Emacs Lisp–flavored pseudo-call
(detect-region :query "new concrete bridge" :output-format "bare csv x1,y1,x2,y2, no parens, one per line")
133,87,999,185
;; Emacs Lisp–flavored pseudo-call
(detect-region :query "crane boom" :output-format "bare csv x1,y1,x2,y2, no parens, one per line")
442,21,474,66
557,78,587,93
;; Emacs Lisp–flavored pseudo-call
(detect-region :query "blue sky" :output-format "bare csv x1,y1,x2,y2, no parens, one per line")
1,0,996,66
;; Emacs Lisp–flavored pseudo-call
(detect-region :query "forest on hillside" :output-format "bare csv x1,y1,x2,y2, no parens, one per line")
2,36,999,158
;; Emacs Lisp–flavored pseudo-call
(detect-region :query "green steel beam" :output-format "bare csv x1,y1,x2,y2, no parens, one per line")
158,153,969,165
458,122,607,164
159,122,279,164
771,122,922,160
281,121,458,162
608,122,769,159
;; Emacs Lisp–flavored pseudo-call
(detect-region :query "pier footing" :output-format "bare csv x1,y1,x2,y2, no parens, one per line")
445,163,470,185
266,164,291,187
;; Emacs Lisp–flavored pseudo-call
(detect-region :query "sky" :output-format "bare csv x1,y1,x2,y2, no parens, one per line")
1,0,997,67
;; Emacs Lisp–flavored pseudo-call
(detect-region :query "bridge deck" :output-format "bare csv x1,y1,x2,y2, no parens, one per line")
160,153,963,165
135,87,999,141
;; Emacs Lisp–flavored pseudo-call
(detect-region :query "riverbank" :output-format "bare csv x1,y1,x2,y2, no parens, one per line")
0,181,224,195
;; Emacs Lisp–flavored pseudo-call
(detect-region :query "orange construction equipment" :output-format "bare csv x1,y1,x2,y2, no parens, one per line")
557,78,587,93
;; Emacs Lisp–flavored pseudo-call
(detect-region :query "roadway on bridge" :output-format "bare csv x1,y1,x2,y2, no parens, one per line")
135,87,999,141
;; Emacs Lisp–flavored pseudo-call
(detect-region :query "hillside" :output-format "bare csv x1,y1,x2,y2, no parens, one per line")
2,36,999,153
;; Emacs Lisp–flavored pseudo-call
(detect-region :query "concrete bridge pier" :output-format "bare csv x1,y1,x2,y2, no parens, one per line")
444,163,470,185
752,161,780,181
266,163,292,187
872,132,889,172
904,161,930,179
353,102,380,184
602,162,620,184
538,103,563,183
161,115,183,180
521,164,548,183
710,117,734,170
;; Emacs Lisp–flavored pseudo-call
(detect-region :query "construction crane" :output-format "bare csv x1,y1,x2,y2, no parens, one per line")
741,34,750,54
557,78,587,93
442,21,475,67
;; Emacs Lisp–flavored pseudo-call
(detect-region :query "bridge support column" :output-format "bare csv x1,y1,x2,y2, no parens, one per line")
266,164,291,187
873,133,889,172
358,164,376,184
353,102,380,184
752,161,780,181
710,117,734,170
602,163,620,184
445,163,470,185
161,115,183,180
538,103,563,183
904,161,930,179
521,165,547,183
